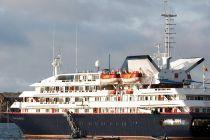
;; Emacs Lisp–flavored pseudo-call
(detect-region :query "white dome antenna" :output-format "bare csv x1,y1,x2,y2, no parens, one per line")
95,60,100,71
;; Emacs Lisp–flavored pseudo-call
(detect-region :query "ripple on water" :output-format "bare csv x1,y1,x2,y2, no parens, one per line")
0,123,22,140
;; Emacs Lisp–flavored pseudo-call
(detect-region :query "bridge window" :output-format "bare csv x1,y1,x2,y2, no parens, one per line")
57,75,74,82
174,73,179,78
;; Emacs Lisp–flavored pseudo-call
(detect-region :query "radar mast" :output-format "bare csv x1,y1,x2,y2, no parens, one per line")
161,0,177,69
51,25,62,76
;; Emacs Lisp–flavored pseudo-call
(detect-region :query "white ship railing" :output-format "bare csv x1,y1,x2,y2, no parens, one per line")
20,90,109,97
11,100,210,109
20,88,210,98
31,80,100,87
134,88,210,96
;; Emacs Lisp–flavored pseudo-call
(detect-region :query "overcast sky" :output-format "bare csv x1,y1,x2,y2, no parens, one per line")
0,0,209,92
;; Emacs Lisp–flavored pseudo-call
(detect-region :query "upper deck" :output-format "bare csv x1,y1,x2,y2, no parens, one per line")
31,72,101,87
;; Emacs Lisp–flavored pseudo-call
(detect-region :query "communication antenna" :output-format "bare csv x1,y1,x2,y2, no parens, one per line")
161,0,177,69
109,54,111,72
75,24,78,73
51,24,62,76
153,43,162,68
52,26,55,60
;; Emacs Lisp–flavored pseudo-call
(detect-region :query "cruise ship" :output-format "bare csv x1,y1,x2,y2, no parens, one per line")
7,1,210,138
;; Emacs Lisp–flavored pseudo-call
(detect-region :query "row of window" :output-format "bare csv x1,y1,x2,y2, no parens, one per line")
186,96,210,101
191,108,210,113
56,74,99,82
23,107,181,114
24,95,178,103
24,95,210,105
24,107,210,114
40,86,101,93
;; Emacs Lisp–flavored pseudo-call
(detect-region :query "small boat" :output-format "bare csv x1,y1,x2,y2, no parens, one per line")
121,71,142,84
100,72,120,85
108,90,117,95
125,89,133,94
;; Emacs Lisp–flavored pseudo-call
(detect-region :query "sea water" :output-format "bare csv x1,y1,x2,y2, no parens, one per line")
0,123,22,140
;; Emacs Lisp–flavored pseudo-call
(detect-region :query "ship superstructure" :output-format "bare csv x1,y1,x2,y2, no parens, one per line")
8,0,210,138
11,55,209,115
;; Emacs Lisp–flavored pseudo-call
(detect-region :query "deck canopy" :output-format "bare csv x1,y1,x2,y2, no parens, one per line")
170,57,204,72
121,55,160,77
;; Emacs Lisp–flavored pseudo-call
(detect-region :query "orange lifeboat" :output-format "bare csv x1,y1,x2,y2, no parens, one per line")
108,90,117,95
121,71,142,84
100,72,119,85
126,90,133,94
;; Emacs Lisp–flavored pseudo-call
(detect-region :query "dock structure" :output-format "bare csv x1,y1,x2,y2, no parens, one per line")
0,92,20,122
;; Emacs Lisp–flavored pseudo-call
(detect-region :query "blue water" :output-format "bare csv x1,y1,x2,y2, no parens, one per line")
0,123,22,140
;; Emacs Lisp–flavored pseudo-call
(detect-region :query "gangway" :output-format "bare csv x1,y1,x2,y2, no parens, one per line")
65,111,83,138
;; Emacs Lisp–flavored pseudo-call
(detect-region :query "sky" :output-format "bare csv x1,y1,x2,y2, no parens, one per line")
0,0,209,92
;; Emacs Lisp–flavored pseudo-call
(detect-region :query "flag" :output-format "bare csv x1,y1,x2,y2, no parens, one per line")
203,65,208,72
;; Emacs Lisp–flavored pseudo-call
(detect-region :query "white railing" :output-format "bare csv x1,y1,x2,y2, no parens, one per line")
175,88,210,95
31,80,100,87
134,88,174,95
11,99,210,110
20,90,109,97
10,100,183,109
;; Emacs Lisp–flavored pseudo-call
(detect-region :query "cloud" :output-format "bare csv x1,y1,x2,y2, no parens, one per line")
0,14,29,47
0,0,209,91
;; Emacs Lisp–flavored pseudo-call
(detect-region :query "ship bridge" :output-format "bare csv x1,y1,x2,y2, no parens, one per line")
121,55,205,85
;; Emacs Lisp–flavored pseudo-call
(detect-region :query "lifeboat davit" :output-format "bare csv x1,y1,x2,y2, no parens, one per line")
121,71,142,84
100,72,119,85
